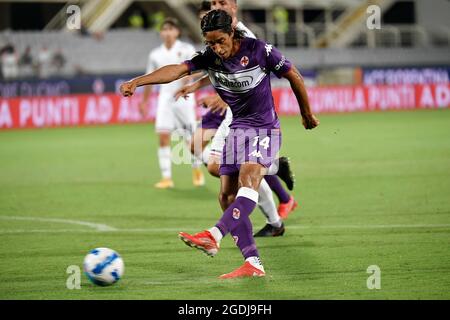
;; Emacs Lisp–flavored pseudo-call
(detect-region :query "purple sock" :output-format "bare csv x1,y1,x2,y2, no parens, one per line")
215,188,259,259
264,175,290,204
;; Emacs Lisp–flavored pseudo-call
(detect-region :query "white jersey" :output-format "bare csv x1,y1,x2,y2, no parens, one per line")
1,53,18,79
236,21,256,39
146,40,196,96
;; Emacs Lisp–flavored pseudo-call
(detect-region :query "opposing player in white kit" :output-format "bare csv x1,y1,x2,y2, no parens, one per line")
139,18,205,189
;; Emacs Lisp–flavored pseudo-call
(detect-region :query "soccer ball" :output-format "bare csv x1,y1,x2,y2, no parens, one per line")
83,247,124,286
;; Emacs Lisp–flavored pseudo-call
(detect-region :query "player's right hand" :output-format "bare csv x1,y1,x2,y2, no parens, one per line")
302,114,320,130
120,81,136,97
199,95,228,116
174,85,194,101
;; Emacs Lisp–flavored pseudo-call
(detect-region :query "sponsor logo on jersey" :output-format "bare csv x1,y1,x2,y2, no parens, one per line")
232,208,240,219
240,56,249,67
274,56,286,71
208,65,267,93
214,74,251,89
265,44,273,57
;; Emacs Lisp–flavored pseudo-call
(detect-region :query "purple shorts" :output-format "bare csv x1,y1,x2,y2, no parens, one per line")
200,109,226,129
220,128,282,176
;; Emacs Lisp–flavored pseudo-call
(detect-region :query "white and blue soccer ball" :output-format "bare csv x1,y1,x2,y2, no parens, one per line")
83,247,124,286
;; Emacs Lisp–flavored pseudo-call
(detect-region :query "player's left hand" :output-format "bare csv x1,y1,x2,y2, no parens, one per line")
302,113,320,130
120,81,137,97
199,95,228,116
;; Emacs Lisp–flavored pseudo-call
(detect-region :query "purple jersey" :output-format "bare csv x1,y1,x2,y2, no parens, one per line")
184,38,292,129
200,109,226,129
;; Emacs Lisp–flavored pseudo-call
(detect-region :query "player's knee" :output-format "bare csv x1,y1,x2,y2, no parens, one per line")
158,133,171,147
238,175,254,189
207,162,220,178
238,165,264,190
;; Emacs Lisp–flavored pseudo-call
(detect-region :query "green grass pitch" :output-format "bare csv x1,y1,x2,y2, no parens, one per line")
0,109,449,300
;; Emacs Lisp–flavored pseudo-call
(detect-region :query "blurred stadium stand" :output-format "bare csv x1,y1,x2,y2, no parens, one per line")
2,29,449,78
0,0,449,80
1,0,449,130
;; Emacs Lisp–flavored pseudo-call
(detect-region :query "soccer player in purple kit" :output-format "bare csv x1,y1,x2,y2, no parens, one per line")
180,0,298,225
120,10,319,278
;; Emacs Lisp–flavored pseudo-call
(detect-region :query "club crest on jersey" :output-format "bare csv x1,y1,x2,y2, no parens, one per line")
240,56,249,67
232,208,240,219
215,58,221,65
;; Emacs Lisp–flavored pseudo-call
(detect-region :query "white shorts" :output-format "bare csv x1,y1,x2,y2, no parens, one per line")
155,93,197,136
209,107,232,158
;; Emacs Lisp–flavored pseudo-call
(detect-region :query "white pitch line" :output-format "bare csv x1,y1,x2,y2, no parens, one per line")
0,223,450,235
114,224,450,232
0,216,117,231
288,224,450,230
0,229,92,234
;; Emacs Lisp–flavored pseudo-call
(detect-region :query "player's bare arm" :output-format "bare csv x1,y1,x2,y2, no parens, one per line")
283,66,320,130
174,74,208,100
120,63,191,97
175,74,212,100
175,74,228,115
138,86,152,117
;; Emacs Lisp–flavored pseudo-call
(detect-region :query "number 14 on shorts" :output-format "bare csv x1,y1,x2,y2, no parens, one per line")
249,136,270,159
253,136,270,149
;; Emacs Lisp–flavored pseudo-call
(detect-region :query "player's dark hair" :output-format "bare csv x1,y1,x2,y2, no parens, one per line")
161,17,180,31
200,9,245,39
198,1,211,15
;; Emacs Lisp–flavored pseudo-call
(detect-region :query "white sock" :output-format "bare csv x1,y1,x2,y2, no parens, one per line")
236,187,259,202
192,154,203,169
267,158,279,175
208,226,223,244
191,144,210,167
258,179,282,228
158,146,171,179
245,256,265,272
202,145,211,164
